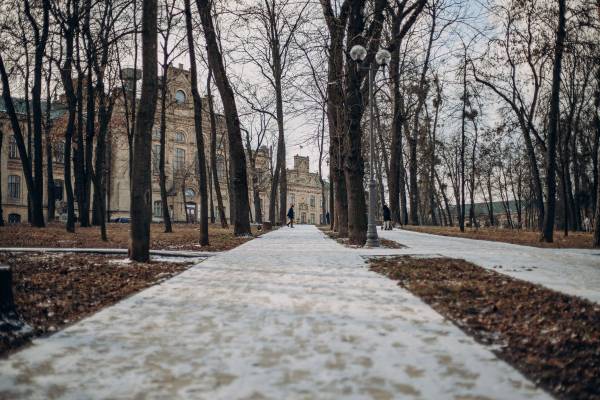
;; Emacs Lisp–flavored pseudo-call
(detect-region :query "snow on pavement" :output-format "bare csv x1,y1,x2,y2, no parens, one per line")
0,225,550,399
377,228,600,303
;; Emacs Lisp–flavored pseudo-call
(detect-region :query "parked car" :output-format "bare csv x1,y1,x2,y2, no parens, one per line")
111,217,130,223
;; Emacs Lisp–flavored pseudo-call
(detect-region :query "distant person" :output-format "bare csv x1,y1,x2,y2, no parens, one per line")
382,204,392,230
287,205,295,228
325,211,330,225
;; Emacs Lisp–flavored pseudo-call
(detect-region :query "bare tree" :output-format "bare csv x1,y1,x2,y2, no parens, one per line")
207,68,228,228
540,0,566,242
183,0,209,245
196,0,251,236
157,0,184,233
129,0,159,262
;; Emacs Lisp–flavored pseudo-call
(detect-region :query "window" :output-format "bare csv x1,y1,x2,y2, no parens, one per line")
175,90,186,104
185,188,195,198
53,141,65,163
8,213,21,224
175,132,186,143
153,200,162,217
310,195,315,208
8,136,18,159
54,180,64,201
310,213,315,224
8,175,20,199
216,156,226,181
152,144,161,175
152,128,161,140
174,148,185,171
290,193,295,206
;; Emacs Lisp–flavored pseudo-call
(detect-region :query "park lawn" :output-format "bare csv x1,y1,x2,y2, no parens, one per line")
370,256,600,400
0,222,264,252
404,225,595,249
0,252,195,358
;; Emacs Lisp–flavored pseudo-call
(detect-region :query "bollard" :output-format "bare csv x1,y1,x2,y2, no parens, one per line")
0,265,15,314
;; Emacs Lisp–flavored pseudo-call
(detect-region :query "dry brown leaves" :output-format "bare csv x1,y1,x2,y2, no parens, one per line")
370,256,600,400
405,226,594,249
0,252,193,357
0,222,258,252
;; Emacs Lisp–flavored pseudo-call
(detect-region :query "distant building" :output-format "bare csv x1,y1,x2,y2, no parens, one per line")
286,155,328,225
0,65,328,225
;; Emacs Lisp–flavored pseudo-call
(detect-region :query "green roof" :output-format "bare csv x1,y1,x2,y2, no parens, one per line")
0,97,66,120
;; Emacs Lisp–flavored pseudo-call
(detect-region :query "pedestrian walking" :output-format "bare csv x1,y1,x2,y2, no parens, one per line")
287,205,295,228
383,204,392,230
325,211,330,225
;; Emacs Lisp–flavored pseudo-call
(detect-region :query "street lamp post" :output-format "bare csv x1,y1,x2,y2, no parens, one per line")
350,45,391,247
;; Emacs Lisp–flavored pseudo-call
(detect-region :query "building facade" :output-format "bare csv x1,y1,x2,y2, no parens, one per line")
0,65,328,225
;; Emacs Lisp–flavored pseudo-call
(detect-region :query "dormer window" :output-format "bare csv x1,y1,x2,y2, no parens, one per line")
175,89,186,104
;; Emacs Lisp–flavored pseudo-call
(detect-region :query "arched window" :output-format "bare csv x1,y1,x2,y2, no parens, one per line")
8,136,18,159
174,132,186,143
8,213,21,224
175,90,186,104
153,200,163,217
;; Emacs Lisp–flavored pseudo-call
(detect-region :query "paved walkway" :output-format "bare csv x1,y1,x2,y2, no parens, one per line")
0,226,549,399
377,229,600,303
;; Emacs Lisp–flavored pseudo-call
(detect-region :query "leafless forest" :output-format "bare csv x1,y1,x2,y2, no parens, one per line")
0,0,598,256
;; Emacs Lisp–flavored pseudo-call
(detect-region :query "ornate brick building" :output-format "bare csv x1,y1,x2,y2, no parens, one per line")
0,65,328,225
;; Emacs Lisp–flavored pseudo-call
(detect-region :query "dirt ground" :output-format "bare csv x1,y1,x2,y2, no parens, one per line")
370,256,600,400
0,252,195,357
0,222,264,252
404,225,595,249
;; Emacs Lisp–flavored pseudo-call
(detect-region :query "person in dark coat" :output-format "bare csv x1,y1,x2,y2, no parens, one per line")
287,205,295,228
382,204,392,230
325,211,330,225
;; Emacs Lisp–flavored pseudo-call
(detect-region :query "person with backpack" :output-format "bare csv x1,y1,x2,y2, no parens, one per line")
382,203,392,230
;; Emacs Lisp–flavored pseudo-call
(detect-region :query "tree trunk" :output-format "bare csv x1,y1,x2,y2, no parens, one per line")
196,0,251,236
207,70,227,228
0,130,4,226
272,48,287,227
269,150,281,224
74,45,87,226
159,62,173,233
0,57,42,227
209,166,215,223
184,0,209,245
343,60,367,245
321,3,348,236
541,0,566,243
593,66,600,247
389,32,403,226
129,0,158,262
57,10,78,233
45,55,55,222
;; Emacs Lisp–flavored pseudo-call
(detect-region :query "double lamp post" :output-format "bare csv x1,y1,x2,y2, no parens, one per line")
349,44,391,247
